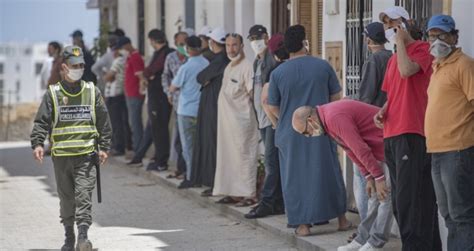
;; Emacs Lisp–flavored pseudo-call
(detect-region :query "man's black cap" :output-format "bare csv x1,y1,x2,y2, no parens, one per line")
70,29,83,38
109,28,125,37
247,25,268,39
186,36,202,49
114,36,131,50
363,22,388,44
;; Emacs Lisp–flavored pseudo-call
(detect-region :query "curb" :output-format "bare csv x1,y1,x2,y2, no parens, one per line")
112,158,401,251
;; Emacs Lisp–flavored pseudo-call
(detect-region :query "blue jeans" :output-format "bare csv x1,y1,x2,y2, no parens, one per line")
432,146,474,251
126,97,144,152
177,115,197,181
133,119,153,161
259,126,284,210
353,164,369,221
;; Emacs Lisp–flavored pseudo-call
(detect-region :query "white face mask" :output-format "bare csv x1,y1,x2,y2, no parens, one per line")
250,39,266,55
119,49,129,57
303,40,310,53
67,68,84,81
385,28,397,44
430,39,453,59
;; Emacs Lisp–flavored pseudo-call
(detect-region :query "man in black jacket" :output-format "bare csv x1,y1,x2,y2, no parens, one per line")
142,29,174,171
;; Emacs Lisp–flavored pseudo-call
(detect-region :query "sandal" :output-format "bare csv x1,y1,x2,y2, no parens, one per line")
166,171,183,179
235,198,257,207
216,196,238,204
338,221,354,231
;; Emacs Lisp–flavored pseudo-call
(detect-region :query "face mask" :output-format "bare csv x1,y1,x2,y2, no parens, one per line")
385,28,397,44
119,49,129,57
308,122,323,137
430,39,453,59
67,68,84,81
177,46,187,57
228,53,240,61
250,39,266,55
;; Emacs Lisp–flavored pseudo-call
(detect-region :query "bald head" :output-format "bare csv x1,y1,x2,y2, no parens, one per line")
292,106,313,133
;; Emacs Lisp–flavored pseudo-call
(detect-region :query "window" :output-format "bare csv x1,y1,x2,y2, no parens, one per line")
0,63,3,74
35,63,43,75
24,48,32,56
16,63,20,73
185,0,195,30
16,80,20,91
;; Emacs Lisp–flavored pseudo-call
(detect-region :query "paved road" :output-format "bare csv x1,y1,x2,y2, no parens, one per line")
0,143,295,251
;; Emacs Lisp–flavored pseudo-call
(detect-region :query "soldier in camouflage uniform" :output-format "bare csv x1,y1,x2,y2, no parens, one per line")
31,45,112,251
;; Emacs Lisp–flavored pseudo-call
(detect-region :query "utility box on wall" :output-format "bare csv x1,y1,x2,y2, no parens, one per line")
325,0,339,15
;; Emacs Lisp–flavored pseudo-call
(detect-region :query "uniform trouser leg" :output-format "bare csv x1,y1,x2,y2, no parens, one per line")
148,94,171,166
53,155,96,227
432,146,474,251
384,134,441,251
354,164,393,248
259,126,283,209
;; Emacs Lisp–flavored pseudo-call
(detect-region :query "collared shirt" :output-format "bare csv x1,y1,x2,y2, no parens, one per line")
381,41,433,138
172,55,209,117
162,51,186,108
318,99,385,181
425,48,474,153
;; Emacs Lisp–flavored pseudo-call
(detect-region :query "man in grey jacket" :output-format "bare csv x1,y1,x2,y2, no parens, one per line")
245,25,284,219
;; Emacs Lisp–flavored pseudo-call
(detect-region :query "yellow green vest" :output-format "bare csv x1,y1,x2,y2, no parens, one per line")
49,81,98,156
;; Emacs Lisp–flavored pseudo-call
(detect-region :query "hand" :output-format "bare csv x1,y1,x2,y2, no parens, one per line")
167,96,173,105
395,24,410,44
374,108,385,129
33,146,44,164
98,151,108,165
261,83,269,106
375,179,390,201
366,178,376,198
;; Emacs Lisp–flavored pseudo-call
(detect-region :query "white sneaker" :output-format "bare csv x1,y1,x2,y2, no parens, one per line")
358,242,382,251
337,240,363,251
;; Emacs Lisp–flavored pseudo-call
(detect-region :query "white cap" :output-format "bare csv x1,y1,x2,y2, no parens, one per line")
379,6,410,21
198,26,212,37
183,27,195,36
208,27,227,44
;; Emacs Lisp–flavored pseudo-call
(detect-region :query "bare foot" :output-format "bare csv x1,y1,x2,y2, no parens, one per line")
295,224,311,236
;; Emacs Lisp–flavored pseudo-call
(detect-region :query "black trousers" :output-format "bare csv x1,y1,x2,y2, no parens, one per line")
106,95,130,153
384,134,442,251
147,90,171,167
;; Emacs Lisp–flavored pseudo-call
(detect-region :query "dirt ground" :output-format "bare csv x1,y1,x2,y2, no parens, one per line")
0,102,39,142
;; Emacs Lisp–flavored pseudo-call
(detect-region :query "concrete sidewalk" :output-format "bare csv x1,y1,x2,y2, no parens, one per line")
113,157,402,251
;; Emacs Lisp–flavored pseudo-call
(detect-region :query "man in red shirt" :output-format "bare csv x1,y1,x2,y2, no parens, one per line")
293,100,394,250
374,6,441,250
116,37,145,153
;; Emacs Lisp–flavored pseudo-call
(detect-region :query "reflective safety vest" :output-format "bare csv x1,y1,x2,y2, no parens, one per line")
49,81,98,156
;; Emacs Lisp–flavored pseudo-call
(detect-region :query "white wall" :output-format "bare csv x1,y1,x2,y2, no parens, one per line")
452,0,474,57
144,0,162,58
118,0,138,48
165,0,185,49
254,0,272,34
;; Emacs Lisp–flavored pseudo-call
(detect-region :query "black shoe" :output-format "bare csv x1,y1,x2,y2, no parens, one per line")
244,203,273,219
273,205,285,215
76,225,92,251
146,162,159,171
127,159,143,168
178,180,193,189
201,188,213,197
61,225,75,251
157,165,168,172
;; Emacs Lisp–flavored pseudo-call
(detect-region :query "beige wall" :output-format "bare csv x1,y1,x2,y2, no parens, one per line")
117,0,138,48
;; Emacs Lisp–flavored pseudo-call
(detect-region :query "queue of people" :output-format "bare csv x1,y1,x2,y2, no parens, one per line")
37,5,473,251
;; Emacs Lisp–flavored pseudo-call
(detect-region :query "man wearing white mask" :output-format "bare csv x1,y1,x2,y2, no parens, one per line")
31,45,112,251
375,6,441,250
213,33,259,207
245,25,284,218
425,15,474,251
